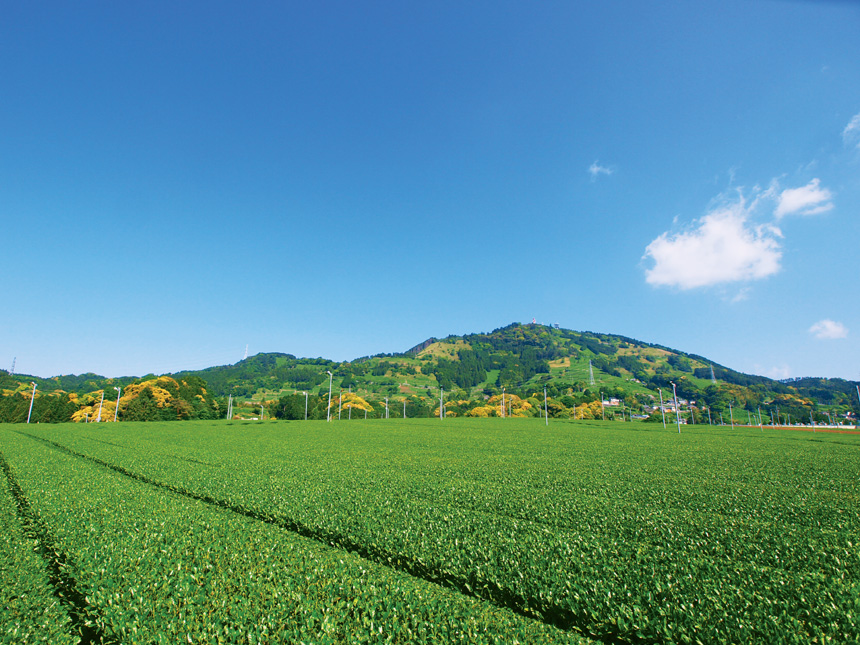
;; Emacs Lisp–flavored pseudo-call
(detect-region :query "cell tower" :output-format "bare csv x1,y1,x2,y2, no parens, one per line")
243,344,249,360
589,360,595,386
10,357,15,376
710,365,717,384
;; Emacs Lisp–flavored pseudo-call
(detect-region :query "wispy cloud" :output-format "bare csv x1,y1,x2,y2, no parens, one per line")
774,178,833,219
766,365,792,380
730,287,752,303
588,161,614,181
809,319,848,340
843,112,860,149
643,197,782,289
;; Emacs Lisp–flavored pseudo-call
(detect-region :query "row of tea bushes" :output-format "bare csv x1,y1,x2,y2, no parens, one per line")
0,429,587,644
24,420,859,643
0,452,77,645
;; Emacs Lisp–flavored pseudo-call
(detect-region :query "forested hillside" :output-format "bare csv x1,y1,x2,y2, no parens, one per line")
3,323,858,424
0,373,220,423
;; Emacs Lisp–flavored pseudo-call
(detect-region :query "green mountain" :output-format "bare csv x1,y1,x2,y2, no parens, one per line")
3,323,858,424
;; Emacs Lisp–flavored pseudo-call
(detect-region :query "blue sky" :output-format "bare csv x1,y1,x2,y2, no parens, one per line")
2,1,859,381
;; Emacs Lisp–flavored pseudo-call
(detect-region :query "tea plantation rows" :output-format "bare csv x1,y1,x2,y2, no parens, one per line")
1,419,858,644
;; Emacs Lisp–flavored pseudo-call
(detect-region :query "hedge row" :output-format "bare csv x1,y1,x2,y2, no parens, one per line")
23,420,860,643
0,429,585,644
0,453,76,645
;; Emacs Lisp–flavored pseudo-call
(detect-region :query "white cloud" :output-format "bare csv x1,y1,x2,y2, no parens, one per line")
774,178,833,219
843,112,860,149
809,319,848,340
643,199,782,289
588,161,613,181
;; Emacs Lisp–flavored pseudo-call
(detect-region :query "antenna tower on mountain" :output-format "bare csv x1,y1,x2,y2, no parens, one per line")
243,344,249,361
9,357,15,376
710,365,717,384
589,360,595,386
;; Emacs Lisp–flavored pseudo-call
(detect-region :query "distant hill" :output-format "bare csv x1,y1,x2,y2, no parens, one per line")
3,322,858,423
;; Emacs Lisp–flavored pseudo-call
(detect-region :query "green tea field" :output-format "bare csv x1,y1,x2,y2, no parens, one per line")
1,419,858,644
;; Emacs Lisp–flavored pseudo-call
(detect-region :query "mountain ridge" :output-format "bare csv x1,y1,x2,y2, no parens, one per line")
3,322,858,424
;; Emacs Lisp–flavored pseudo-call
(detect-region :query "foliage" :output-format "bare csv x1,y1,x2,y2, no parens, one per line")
1,426,577,644
7,420,859,644
0,456,77,644
3,323,857,425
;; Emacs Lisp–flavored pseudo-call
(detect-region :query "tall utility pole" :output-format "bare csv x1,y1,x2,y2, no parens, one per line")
671,382,681,433
226,394,233,419
403,400,406,419
659,388,666,428
589,360,595,386
501,387,506,418
338,391,342,420
544,387,548,426
304,392,308,420
439,388,443,420
26,382,36,424
96,391,105,422
729,401,734,430
113,387,121,422
326,371,333,422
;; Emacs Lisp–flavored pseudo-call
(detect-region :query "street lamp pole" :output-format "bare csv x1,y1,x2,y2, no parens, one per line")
325,371,333,422
26,382,36,424
113,387,121,422
729,401,734,430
